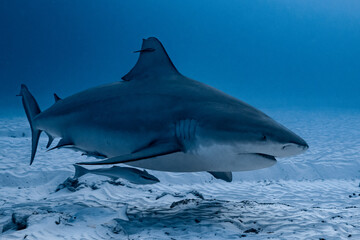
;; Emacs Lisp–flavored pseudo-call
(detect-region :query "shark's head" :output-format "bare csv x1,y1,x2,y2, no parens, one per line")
232,117,309,158
196,102,308,168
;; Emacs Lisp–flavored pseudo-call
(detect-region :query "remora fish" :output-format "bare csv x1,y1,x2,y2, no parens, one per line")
18,37,308,182
73,165,160,185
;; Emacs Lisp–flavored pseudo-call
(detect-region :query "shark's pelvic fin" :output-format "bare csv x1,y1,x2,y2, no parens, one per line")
18,84,42,165
122,37,181,81
47,138,74,151
208,172,233,182
45,132,55,148
77,140,181,165
54,93,62,102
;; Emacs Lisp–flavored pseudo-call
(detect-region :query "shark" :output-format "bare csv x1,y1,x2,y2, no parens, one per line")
18,37,308,182
73,165,160,185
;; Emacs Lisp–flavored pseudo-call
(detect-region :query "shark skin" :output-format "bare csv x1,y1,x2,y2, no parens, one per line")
19,37,308,173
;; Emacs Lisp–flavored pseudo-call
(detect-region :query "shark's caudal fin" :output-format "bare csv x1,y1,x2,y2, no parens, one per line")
18,84,42,165
73,164,89,179
122,37,181,81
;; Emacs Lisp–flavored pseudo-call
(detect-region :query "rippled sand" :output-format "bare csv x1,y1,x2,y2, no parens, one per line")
1,110,360,239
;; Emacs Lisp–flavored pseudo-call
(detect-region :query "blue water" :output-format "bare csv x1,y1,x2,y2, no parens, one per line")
1,0,360,116
1,3,360,238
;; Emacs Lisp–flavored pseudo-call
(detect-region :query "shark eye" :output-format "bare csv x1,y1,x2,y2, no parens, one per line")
261,135,267,141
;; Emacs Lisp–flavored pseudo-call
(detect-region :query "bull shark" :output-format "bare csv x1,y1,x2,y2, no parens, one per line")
73,165,160,185
18,37,308,182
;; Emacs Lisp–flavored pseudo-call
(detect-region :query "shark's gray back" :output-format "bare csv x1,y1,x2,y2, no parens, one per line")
37,76,267,132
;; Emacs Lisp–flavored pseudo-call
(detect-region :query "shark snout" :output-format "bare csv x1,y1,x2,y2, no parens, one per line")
276,132,308,157
282,143,308,151
280,142,308,156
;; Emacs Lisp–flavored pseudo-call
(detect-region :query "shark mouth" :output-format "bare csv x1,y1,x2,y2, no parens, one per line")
238,153,277,161
254,153,277,161
233,152,277,171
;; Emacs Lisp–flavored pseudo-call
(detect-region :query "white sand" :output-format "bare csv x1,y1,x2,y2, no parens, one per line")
1,110,360,239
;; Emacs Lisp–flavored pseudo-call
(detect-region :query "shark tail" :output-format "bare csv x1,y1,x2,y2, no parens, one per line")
18,84,42,165
73,164,89,179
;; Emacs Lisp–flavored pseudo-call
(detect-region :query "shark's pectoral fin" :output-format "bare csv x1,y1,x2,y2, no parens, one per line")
208,171,233,182
76,141,182,165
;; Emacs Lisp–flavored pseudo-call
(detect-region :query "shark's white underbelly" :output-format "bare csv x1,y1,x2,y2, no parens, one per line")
126,145,277,172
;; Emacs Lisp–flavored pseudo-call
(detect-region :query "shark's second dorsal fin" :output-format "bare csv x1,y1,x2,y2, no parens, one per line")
122,37,180,81
54,93,61,102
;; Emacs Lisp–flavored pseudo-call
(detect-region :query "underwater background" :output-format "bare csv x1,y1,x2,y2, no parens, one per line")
1,1,360,239
1,0,360,116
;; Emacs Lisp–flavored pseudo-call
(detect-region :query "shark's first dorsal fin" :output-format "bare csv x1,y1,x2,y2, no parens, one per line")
122,37,180,81
54,93,61,102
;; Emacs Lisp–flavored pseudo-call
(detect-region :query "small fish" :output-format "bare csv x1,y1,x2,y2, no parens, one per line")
73,164,160,185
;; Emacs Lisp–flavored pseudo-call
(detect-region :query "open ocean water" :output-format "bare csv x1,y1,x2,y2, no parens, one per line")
1,0,360,239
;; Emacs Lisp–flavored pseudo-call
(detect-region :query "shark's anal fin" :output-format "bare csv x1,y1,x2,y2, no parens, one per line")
77,140,181,165
122,37,180,81
47,138,74,151
45,132,55,148
208,172,233,182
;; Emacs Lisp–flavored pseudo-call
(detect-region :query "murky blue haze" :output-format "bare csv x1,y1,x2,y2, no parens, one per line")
2,2,360,239
1,0,360,116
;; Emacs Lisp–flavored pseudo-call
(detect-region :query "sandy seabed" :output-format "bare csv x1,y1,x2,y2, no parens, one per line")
1,110,360,239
